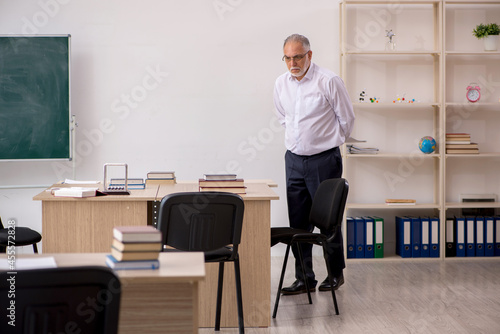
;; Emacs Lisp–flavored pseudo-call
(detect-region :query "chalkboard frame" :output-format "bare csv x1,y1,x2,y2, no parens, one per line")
0,34,71,161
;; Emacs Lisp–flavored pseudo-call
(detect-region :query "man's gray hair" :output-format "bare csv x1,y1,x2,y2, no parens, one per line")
283,34,310,50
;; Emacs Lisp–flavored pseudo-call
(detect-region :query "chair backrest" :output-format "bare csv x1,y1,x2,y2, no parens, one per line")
157,192,245,256
309,178,349,239
0,266,121,334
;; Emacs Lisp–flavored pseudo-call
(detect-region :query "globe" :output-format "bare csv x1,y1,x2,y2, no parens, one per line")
419,136,436,154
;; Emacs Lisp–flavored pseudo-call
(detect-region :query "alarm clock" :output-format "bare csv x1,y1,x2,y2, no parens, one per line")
466,84,480,103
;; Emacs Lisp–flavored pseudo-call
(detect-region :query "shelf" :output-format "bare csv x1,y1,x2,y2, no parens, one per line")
344,51,440,55
446,202,500,209
353,102,440,108
346,153,440,158
445,0,500,4
347,203,440,209
445,153,500,158
445,51,500,55
445,102,500,107
347,255,441,262
343,0,441,4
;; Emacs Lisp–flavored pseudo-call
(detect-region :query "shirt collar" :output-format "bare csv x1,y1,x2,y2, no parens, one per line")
287,62,315,82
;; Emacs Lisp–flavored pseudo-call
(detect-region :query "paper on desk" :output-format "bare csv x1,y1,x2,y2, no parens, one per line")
64,179,100,184
0,257,57,270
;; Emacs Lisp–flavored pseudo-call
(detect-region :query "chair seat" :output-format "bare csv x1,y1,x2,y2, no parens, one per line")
205,246,234,262
164,246,234,262
0,227,42,246
271,227,320,247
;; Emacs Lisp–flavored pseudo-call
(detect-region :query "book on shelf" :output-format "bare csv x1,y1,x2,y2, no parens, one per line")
198,178,245,187
110,247,160,261
112,239,163,252
199,186,246,194
446,148,479,154
147,171,176,179
445,143,478,149
113,226,162,243
105,254,160,270
385,199,416,205
445,133,471,145
346,144,379,154
53,187,98,198
203,173,237,181
446,133,470,138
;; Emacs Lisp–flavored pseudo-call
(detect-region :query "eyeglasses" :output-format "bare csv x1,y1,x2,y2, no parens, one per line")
282,51,309,62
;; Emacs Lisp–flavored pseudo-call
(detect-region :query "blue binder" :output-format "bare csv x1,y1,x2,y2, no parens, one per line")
465,216,475,257
354,216,365,258
429,216,440,258
445,217,456,258
363,216,374,258
396,216,411,258
485,216,495,257
455,216,466,257
495,217,500,256
408,216,421,258
420,216,430,258
346,217,356,258
475,216,485,257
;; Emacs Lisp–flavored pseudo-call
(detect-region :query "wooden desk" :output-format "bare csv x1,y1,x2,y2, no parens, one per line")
1,252,205,334
33,181,279,328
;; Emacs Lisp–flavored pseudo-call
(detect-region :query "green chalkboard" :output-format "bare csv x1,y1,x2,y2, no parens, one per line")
0,35,70,160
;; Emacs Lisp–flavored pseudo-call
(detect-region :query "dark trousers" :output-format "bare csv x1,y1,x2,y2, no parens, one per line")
285,147,346,282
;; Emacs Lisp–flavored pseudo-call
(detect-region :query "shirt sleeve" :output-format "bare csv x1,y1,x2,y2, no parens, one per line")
329,76,355,141
273,79,286,128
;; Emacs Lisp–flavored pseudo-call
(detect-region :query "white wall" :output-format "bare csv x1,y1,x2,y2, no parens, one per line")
0,0,341,253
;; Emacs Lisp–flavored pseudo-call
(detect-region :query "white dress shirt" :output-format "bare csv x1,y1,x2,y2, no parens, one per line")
274,62,355,156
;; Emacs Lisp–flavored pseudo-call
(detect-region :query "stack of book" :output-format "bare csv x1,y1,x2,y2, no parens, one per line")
445,133,479,154
199,174,246,194
346,144,379,154
385,199,416,205
106,226,163,270
109,178,145,190
146,171,176,185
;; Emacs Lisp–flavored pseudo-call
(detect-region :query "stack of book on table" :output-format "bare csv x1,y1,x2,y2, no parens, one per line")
346,144,379,154
445,133,479,154
106,226,163,270
146,171,176,185
199,174,246,194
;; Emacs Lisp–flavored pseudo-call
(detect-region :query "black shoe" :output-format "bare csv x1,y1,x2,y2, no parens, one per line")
319,274,344,291
281,279,317,295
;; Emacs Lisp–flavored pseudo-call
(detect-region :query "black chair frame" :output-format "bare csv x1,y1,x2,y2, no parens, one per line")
157,191,245,333
271,178,349,318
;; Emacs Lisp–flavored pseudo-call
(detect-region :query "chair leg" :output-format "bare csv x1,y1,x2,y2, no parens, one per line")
233,257,245,334
33,243,38,253
215,262,225,331
272,244,291,318
297,243,313,305
322,244,339,315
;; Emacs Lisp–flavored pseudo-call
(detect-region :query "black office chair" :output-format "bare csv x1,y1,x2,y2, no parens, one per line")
157,191,245,334
271,178,349,318
0,216,42,253
0,266,121,334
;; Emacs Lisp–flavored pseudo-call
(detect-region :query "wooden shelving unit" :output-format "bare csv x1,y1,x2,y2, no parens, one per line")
340,0,500,261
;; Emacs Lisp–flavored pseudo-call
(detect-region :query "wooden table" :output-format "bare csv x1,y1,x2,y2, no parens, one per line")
33,180,279,328
1,252,205,334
